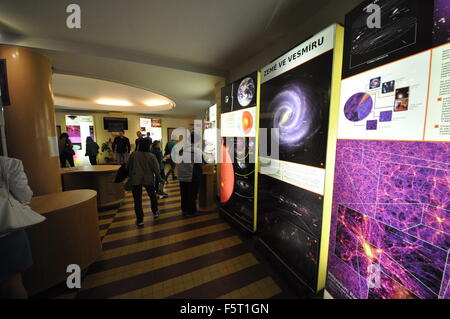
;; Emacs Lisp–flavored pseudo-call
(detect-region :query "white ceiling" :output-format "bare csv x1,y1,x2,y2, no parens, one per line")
53,74,176,113
0,0,338,116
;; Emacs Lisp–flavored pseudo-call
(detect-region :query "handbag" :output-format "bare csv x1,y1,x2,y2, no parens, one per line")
114,164,129,183
0,159,46,236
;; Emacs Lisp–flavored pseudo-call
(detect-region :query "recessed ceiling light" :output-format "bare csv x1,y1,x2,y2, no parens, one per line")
96,98,132,106
145,99,170,107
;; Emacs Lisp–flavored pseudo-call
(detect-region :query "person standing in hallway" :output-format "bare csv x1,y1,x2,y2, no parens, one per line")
145,132,153,143
85,137,100,165
135,131,144,152
112,130,131,165
164,138,177,182
0,156,34,299
151,140,168,199
127,138,163,227
177,134,203,217
58,133,75,168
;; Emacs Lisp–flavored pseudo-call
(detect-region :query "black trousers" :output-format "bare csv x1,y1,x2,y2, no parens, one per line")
166,160,176,180
89,155,97,165
132,185,158,223
60,154,74,168
179,181,200,214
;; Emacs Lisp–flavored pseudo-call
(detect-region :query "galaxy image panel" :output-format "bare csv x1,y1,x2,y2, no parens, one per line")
342,0,433,78
260,50,333,168
220,136,256,229
258,197,320,289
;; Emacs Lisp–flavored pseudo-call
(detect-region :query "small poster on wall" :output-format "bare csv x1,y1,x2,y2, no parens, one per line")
141,118,163,142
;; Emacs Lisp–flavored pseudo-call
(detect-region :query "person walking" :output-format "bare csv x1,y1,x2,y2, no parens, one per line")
112,131,131,165
58,133,75,168
151,140,168,199
164,138,178,182
127,138,163,227
85,137,100,165
177,134,203,217
0,156,35,298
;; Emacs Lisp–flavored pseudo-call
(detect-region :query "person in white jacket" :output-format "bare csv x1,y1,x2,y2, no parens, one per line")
0,156,34,298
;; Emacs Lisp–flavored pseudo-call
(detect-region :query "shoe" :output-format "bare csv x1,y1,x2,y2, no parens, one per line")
153,211,161,219
136,221,144,227
186,211,197,217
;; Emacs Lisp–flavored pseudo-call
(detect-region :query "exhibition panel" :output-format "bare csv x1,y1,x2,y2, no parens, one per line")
256,24,344,292
220,72,260,233
341,0,433,78
326,0,449,299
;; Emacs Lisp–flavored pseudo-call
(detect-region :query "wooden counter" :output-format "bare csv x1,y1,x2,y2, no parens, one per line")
23,190,101,296
60,165,125,209
199,164,217,212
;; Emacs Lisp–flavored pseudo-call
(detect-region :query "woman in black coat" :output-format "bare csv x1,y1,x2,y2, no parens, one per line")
58,133,75,168
85,137,100,165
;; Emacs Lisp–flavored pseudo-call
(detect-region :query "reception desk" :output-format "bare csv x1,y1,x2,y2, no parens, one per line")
61,165,125,209
23,190,101,296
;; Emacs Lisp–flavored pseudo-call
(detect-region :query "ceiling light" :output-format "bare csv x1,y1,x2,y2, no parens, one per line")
145,99,170,107
96,98,132,106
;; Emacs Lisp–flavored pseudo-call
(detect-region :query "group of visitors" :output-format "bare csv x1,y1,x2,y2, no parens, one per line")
58,129,201,228
125,130,199,227
58,133,99,168
125,130,205,227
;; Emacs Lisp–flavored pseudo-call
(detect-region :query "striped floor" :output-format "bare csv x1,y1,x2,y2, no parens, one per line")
33,178,299,299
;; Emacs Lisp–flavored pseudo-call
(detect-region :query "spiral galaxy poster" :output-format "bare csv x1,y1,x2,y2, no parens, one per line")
257,25,343,292
326,0,449,299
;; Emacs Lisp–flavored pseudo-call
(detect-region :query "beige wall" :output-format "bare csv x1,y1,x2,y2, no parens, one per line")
55,110,194,150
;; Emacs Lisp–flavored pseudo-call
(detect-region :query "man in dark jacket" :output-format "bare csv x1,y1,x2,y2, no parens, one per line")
112,131,131,165
135,131,144,152
127,139,163,226
177,134,203,216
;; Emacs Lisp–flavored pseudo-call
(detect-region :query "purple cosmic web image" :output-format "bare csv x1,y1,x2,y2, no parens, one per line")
344,93,373,122
326,139,449,299
434,0,450,46
366,120,378,131
380,111,393,122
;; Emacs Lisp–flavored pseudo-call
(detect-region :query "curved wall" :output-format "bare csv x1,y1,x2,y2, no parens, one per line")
0,45,61,195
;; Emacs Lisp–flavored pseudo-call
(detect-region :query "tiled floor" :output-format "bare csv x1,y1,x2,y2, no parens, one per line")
33,178,302,299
